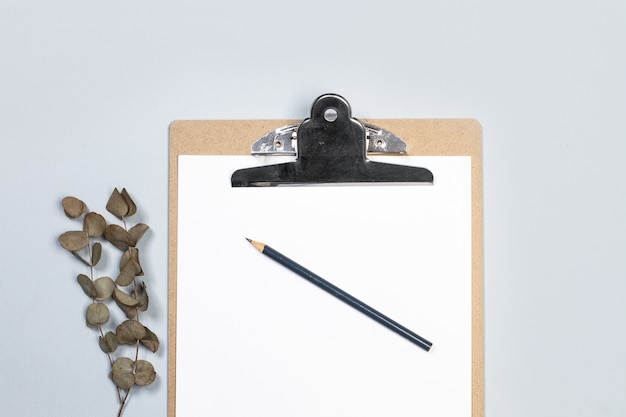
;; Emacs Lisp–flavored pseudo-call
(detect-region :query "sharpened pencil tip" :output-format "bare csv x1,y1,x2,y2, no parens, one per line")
246,238,266,253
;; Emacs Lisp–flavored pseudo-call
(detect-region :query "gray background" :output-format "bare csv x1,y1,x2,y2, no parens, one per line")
1,1,624,416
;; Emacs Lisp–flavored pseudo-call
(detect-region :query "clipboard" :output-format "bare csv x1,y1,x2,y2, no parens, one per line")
168,94,483,417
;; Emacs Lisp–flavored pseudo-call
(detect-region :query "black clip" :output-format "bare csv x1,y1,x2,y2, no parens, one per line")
231,94,434,187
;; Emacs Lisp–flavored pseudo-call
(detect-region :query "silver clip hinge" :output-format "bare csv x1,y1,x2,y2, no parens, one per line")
251,122,408,155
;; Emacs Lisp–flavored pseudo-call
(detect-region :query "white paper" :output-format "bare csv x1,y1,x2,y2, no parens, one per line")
176,155,472,416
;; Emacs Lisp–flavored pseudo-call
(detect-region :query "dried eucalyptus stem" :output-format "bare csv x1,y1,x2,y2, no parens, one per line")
59,189,158,417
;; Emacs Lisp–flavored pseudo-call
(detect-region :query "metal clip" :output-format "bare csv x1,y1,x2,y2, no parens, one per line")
232,93,433,187
251,122,407,155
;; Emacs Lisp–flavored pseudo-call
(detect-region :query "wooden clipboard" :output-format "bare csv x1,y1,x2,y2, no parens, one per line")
168,115,483,416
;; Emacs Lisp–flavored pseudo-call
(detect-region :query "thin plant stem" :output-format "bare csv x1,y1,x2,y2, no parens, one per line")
85,224,122,403
117,387,132,417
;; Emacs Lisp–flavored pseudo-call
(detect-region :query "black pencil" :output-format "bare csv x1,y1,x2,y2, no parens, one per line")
246,238,432,352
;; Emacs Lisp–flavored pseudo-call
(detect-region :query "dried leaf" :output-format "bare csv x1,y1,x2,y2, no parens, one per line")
106,188,128,220
116,263,135,286
136,282,149,312
98,336,109,353
140,326,159,353
134,360,156,386
59,231,89,251
121,189,137,217
120,248,143,277
128,223,149,245
113,287,140,307
104,224,133,251
120,247,138,266
116,258,141,286
86,303,110,328
91,242,102,266
83,212,106,237
114,296,137,319
77,274,97,298
99,331,119,353
93,276,115,301
62,196,86,218
116,320,146,344
110,357,135,389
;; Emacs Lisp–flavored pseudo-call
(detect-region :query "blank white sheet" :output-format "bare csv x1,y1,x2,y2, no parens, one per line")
176,155,472,416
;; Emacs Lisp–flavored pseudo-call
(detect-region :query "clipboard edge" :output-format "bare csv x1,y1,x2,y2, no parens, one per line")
168,118,483,417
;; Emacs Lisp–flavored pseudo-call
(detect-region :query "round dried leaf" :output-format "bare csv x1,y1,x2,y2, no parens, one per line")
110,357,135,389
136,282,149,312
120,247,138,266
106,188,128,220
98,336,109,353
114,296,137,319
99,331,119,353
86,303,110,328
91,242,102,266
115,268,134,287
83,212,106,237
59,231,89,251
77,274,97,298
93,276,115,300
116,320,146,344
62,196,86,218
120,248,143,277
116,258,141,286
104,224,133,251
113,287,140,307
121,189,137,218
134,360,156,386
140,326,159,353
129,223,149,245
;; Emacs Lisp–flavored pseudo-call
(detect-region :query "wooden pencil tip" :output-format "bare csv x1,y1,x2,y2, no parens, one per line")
246,238,265,253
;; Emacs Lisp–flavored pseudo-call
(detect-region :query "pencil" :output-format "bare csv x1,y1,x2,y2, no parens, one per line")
246,238,432,352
